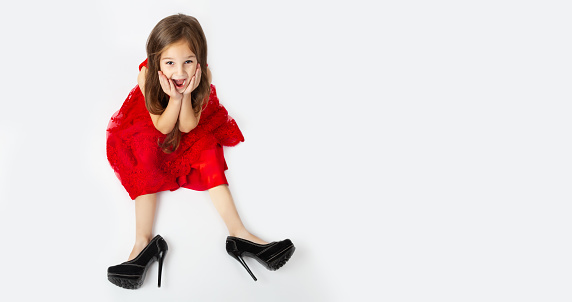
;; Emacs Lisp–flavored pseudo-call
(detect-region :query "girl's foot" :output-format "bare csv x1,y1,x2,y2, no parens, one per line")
128,237,151,261
230,229,269,245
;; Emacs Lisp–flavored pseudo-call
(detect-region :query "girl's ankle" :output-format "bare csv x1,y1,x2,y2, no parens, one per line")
134,236,152,248
229,228,250,239
128,237,151,261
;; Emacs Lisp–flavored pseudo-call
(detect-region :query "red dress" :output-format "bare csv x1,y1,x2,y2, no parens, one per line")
106,60,244,200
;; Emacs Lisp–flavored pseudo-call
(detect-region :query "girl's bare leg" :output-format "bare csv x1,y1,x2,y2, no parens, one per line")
128,193,158,260
208,184,268,244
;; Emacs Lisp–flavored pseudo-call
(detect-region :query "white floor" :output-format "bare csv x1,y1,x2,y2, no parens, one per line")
1,1,571,301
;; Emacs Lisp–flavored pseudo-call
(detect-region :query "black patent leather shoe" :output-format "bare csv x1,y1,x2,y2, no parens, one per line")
107,235,168,289
225,236,295,281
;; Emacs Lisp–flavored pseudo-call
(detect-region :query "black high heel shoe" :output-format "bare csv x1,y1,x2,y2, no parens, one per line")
225,236,295,281
107,235,168,289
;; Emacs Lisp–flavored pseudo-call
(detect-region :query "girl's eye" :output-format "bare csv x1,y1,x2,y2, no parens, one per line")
185,60,193,64
166,61,174,65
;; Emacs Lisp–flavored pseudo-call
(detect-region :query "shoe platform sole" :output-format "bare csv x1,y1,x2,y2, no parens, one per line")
108,274,144,289
266,245,296,271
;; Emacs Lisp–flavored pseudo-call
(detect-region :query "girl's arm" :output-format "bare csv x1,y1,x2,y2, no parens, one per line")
150,99,182,135
139,67,183,134
178,66,211,133
178,95,200,133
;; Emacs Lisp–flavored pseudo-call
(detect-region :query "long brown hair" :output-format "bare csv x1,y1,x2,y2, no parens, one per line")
144,14,209,153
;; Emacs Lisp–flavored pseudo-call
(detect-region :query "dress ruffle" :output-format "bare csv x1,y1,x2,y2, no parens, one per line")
106,82,244,200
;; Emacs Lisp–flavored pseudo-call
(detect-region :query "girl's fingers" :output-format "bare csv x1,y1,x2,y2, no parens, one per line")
169,77,177,92
184,76,195,95
162,73,173,92
185,65,201,94
159,71,176,97
195,65,201,86
158,71,168,91
181,67,195,94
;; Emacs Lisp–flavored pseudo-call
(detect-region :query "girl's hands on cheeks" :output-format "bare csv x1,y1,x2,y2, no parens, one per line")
158,64,202,101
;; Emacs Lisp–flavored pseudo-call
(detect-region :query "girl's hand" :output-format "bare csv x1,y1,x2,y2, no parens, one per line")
182,64,201,96
158,70,182,101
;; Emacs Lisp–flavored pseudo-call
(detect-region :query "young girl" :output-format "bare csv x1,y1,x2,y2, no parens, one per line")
106,14,295,289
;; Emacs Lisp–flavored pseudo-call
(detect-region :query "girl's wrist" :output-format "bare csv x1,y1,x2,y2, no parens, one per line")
182,93,193,102
169,95,183,103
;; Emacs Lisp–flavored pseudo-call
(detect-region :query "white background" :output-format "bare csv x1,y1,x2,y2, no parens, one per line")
0,0,571,301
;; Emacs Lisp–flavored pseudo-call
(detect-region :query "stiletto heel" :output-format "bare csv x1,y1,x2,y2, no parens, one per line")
228,246,257,281
225,236,295,281
157,249,167,287
108,235,169,289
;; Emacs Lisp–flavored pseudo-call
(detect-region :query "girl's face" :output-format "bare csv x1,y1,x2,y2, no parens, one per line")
159,39,198,92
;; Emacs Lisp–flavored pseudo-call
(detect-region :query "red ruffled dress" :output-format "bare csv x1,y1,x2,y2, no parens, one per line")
106,59,244,200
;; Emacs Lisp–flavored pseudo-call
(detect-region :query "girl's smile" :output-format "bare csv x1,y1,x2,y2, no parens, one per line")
173,79,186,88
160,39,197,91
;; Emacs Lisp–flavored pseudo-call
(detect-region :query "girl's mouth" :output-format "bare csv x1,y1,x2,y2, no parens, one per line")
173,79,186,88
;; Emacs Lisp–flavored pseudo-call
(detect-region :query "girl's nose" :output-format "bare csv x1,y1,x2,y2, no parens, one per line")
176,65,186,77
